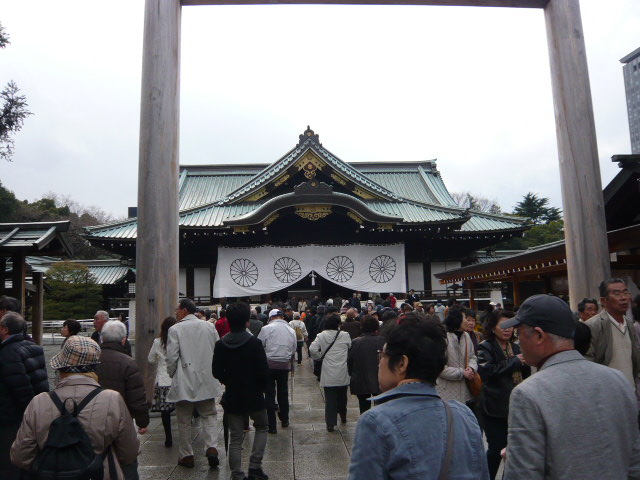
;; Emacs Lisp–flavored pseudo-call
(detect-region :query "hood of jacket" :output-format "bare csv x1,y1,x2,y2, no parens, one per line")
222,330,253,349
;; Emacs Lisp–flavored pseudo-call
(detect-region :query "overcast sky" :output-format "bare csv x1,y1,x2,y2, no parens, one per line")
1,0,638,220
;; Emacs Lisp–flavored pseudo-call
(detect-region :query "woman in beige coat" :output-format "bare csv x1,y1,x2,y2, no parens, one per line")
437,307,478,404
10,336,139,480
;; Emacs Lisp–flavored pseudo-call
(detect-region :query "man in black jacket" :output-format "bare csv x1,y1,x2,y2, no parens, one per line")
213,302,269,480
0,312,49,480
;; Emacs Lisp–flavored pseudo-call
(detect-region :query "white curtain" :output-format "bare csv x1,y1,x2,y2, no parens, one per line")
212,243,406,297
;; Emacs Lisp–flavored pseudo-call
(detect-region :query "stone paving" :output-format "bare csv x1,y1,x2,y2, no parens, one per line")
43,338,500,480
44,342,357,480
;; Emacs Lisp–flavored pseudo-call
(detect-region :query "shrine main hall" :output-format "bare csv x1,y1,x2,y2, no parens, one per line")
85,128,526,302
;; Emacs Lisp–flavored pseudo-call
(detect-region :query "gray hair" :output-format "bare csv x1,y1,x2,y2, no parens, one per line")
94,310,109,321
101,320,127,343
548,332,574,347
0,311,26,335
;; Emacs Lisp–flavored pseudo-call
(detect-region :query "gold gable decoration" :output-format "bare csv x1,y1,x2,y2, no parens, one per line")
295,152,325,180
353,187,377,200
246,188,268,202
263,214,279,227
331,173,348,186
295,205,332,221
274,174,290,187
347,211,364,224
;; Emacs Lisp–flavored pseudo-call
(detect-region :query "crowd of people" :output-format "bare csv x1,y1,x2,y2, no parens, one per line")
1,279,640,479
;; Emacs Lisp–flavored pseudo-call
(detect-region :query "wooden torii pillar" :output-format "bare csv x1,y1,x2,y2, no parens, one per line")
136,0,609,391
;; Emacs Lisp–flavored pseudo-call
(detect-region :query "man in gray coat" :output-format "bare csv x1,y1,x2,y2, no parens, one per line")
501,294,640,480
167,298,222,469
585,278,640,389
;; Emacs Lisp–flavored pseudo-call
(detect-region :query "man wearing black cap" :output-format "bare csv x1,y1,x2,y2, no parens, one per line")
501,294,640,480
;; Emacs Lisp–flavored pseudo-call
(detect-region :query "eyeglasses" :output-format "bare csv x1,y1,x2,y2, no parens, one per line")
377,349,388,361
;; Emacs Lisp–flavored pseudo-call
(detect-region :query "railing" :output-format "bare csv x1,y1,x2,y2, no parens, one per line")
33,319,98,345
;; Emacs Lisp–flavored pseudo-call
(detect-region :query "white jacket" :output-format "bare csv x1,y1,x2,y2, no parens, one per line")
147,337,171,387
166,315,222,402
310,330,351,387
258,319,297,363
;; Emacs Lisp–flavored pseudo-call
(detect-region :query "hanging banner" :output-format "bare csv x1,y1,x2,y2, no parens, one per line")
212,244,406,297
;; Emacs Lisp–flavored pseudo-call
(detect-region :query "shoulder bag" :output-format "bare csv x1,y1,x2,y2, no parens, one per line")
464,335,482,398
313,331,340,379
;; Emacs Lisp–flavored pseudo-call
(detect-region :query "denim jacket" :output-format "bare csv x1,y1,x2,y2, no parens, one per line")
348,382,489,480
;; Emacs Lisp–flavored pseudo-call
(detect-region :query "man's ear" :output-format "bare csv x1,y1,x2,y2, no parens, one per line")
396,354,409,376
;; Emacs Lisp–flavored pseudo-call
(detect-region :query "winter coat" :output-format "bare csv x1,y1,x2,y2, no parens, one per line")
477,339,530,418
147,338,171,387
0,334,49,425
212,331,269,414
96,342,149,428
10,375,139,480
437,331,478,403
166,314,223,402
310,330,351,387
348,333,385,396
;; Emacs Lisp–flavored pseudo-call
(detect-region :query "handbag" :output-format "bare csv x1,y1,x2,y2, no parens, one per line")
464,334,482,398
313,331,340,379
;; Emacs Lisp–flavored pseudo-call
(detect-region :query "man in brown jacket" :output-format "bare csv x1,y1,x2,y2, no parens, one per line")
11,335,139,479
96,320,148,480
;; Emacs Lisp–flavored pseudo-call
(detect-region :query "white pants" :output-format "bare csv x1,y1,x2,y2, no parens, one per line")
175,399,218,459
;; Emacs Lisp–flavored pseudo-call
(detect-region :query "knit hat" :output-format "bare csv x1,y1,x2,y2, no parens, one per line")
51,335,101,373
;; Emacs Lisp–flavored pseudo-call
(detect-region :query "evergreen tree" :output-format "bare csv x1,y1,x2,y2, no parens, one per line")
513,192,562,225
44,261,103,320
0,23,32,161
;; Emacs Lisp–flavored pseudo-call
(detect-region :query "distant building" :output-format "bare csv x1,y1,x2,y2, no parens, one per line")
621,47,640,154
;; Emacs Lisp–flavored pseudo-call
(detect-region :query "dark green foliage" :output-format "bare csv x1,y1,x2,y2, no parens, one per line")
498,220,565,250
0,182,119,259
0,80,32,161
1,23,32,161
0,22,9,49
513,192,562,225
44,261,103,320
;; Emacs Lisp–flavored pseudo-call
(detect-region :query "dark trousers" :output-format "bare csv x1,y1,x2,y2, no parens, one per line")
484,415,508,480
0,423,21,480
265,368,290,429
324,386,348,427
356,394,372,414
296,341,304,364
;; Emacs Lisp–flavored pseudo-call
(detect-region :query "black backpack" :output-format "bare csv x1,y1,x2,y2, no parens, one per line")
30,387,113,480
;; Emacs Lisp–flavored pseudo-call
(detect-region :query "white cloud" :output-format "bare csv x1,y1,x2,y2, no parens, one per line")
0,0,637,218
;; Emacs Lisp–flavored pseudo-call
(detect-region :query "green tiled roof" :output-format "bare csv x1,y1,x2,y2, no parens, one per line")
217,139,400,205
85,130,527,240
87,265,131,285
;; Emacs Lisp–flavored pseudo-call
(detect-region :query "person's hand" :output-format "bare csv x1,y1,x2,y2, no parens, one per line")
463,367,475,380
138,427,148,435
501,447,507,459
516,354,525,364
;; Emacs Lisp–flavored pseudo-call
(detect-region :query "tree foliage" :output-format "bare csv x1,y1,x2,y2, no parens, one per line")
0,181,119,259
513,192,562,225
0,23,32,162
44,261,103,320
0,22,9,49
451,192,502,214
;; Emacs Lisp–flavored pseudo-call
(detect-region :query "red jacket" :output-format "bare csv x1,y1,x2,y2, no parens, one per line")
215,317,230,338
